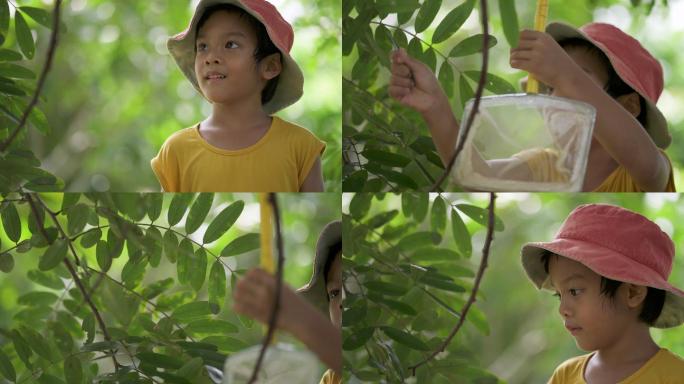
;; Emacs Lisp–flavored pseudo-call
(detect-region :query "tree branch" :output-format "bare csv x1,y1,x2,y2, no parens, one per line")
409,192,496,375
430,0,490,191
248,193,285,383
0,0,63,152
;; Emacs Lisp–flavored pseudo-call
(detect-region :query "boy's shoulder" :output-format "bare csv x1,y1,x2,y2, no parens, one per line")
653,348,684,372
160,124,201,149
272,116,322,143
550,353,591,383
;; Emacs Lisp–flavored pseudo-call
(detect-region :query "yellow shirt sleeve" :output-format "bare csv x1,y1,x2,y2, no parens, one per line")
289,123,325,187
151,129,190,192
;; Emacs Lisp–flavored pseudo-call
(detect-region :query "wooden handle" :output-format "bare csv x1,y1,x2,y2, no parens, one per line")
259,193,274,273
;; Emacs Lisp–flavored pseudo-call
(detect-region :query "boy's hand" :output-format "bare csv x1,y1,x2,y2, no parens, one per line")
389,48,448,114
509,30,582,92
233,268,309,335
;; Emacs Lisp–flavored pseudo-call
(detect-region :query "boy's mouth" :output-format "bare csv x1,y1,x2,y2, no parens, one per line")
204,71,227,81
565,323,583,335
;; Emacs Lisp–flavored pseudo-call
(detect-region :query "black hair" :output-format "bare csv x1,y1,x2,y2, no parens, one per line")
195,4,281,105
541,250,665,325
322,241,342,302
558,38,647,128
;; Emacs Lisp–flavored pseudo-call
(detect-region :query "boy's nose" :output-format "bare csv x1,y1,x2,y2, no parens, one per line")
558,300,572,318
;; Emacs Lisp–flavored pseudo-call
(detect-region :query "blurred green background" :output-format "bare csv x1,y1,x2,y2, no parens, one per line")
16,0,341,192
342,0,683,190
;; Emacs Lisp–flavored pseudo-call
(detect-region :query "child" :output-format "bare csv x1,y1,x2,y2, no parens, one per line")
389,22,675,192
521,204,684,382
152,0,325,192
233,220,342,383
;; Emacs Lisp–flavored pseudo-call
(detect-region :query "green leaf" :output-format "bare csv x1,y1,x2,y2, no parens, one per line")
96,240,112,272
432,0,475,44
349,193,372,220
20,326,54,361
365,280,408,296
414,193,429,222
448,34,497,57
412,247,460,262
0,349,16,382
176,357,204,380
163,229,179,263
455,203,504,231
172,301,219,323
376,297,417,316
374,0,420,15
14,11,34,59
0,48,22,61
499,0,520,48
451,209,472,257
185,193,213,235
63,355,82,383
121,258,146,288
0,1,9,33
342,302,367,327
467,306,490,335
366,209,398,229
18,7,52,29
208,260,226,306
167,193,194,226
397,231,440,251
431,195,446,233
177,238,193,284
137,352,184,369
203,200,244,244
200,336,247,353
61,194,80,211
420,274,465,292
66,203,89,236
381,326,430,351
343,170,367,191
11,329,32,369
79,228,101,248
27,269,63,289
186,319,237,334
343,327,374,350
464,70,516,94
144,225,163,267
220,233,260,257
438,60,455,98
0,252,13,272
146,193,163,222
39,238,67,271
459,74,474,106
1,201,21,242
17,291,58,306
363,149,411,167
37,374,65,384
415,0,442,33
189,247,207,292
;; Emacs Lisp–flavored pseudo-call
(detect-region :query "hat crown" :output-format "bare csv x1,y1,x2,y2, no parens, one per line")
240,0,294,53
556,204,674,280
579,22,663,103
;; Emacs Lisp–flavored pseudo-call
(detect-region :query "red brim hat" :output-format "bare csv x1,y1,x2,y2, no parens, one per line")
545,22,671,149
521,204,684,328
297,220,342,315
167,0,304,114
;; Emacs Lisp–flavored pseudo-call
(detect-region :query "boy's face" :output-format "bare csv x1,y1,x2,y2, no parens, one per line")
194,10,278,105
547,254,641,352
326,252,343,328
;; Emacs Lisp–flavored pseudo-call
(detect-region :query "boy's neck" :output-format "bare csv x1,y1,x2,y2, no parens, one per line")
592,321,659,367
208,97,271,132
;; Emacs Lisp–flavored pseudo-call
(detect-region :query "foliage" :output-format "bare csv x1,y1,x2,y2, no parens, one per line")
0,0,63,193
0,192,339,383
342,0,681,192
342,192,504,383
9,0,341,192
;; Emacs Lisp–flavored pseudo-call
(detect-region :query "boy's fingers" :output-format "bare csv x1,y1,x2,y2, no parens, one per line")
389,85,409,100
519,29,542,40
391,62,411,78
390,75,413,88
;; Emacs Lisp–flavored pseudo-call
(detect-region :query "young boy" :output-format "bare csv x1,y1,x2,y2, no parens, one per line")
152,0,325,192
389,22,675,192
232,220,342,383
521,204,684,382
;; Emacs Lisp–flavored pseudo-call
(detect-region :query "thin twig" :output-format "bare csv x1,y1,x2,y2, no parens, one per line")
248,193,285,383
0,0,63,152
430,0,490,191
409,192,496,375
23,193,121,370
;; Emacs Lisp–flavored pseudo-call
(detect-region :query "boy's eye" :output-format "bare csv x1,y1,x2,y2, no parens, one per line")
225,41,239,49
197,43,207,51
328,289,341,300
569,288,580,296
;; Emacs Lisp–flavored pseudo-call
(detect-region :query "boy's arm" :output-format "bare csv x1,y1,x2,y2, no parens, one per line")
233,268,342,374
300,156,324,192
389,49,460,166
511,30,671,191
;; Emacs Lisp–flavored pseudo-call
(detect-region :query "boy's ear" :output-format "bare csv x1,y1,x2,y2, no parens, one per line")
260,52,282,80
616,92,642,118
624,283,648,309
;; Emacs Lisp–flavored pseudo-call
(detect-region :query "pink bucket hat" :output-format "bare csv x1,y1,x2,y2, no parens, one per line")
167,0,304,114
297,220,342,314
521,204,684,328
545,22,671,149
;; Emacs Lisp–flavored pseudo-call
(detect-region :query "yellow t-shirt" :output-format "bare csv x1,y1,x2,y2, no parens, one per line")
515,147,676,192
150,117,325,192
320,369,341,384
548,348,684,383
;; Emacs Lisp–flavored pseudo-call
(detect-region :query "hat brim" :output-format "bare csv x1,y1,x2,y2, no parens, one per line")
545,22,671,149
167,0,304,114
297,221,342,314
521,239,684,328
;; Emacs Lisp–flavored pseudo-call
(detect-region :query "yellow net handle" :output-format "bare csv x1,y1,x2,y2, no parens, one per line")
526,0,549,94
259,193,274,273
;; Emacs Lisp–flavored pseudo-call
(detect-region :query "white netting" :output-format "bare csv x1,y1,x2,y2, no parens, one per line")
452,94,596,191
222,343,322,384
